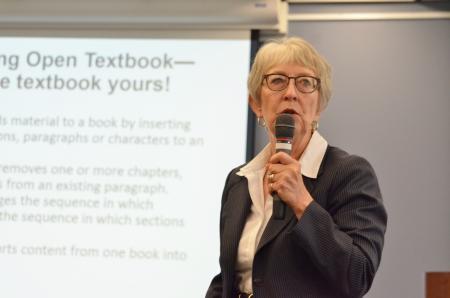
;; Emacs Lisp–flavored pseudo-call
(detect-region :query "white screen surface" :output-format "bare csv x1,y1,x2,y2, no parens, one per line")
0,33,250,298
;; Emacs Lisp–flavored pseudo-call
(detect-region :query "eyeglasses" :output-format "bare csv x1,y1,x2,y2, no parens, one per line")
263,74,320,93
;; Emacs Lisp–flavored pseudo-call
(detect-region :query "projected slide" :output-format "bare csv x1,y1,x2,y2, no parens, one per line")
0,35,250,298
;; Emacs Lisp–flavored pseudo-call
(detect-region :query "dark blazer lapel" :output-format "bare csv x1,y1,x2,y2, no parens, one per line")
256,205,295,252
221,177,252,269
303,176,315,195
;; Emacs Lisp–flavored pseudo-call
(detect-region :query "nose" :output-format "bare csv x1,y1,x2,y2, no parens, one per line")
283,78,298,101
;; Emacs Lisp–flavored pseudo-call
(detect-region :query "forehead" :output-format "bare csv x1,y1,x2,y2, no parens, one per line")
266,63,316,76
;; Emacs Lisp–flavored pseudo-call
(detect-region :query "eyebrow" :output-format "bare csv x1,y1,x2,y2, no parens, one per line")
267,72,316,77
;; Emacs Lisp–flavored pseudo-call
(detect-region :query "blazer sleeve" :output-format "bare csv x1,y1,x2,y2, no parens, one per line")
291,154,387,297
205,273,223,298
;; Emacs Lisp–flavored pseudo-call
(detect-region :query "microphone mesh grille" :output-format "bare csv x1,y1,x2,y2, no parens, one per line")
275,113,295,139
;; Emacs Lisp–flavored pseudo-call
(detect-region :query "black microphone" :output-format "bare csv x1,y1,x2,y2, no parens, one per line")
272,113,295,220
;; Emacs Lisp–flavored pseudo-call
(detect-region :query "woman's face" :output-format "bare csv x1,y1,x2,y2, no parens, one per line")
250,63,321,154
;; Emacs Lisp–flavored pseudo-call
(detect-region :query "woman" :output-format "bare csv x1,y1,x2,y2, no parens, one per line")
206,37,387,298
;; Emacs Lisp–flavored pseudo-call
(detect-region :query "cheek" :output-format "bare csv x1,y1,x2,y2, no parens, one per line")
301,97,320,117
292,115,307,132
261,101,278,122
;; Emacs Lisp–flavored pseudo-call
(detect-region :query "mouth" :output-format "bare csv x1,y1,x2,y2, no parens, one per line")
279,108,299,116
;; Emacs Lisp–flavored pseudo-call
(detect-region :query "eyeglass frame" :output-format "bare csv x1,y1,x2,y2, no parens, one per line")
263,73,321,94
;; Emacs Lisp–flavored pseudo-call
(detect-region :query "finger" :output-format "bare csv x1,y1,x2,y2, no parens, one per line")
269,151,295,165
267,161,298,173
267,172,275,183
266,163,285,176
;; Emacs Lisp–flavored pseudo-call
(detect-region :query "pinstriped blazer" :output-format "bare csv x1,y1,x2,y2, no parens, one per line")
206,146,387,298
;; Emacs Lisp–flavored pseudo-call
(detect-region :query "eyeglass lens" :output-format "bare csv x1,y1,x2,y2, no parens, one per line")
265,74,318,93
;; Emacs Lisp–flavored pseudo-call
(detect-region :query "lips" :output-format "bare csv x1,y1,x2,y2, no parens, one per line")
279,108,299,116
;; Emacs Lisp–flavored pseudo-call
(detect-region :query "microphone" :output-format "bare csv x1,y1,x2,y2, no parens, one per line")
272,113,295,220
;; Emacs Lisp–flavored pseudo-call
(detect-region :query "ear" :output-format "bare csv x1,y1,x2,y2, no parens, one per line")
248,95,262,118
313,113,321,127
314,110,321,121
314,97,323,120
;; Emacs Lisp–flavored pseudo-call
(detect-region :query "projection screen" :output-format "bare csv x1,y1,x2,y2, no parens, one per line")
0,30,251,298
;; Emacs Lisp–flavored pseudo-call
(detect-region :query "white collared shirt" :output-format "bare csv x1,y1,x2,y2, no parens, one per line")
234,131,328,293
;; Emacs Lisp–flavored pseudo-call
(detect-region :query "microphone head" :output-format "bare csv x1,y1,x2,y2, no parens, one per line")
275,113,295,140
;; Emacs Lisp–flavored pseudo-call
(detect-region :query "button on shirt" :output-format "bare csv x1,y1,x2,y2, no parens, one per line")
234,131,328,293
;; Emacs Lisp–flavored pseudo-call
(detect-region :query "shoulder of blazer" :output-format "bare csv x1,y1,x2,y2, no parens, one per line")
318,145,382,208
220,163,248,205
319,145,375,176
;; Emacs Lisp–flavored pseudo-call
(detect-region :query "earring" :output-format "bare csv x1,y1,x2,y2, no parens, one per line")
311,120,319,133
257,117,266,127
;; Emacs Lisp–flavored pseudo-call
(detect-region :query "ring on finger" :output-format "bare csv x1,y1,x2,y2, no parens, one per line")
268,173,274,182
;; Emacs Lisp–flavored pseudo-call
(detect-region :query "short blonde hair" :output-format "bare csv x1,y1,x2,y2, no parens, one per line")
248,37,332,111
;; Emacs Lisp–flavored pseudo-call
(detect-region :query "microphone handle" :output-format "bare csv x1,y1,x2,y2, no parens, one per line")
273,194,286,220
272,146,290,220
